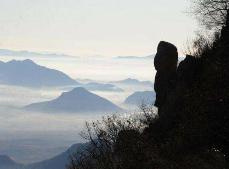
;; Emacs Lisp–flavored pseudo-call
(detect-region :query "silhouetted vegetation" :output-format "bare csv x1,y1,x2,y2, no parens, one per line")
67,105,156,169
191,0,229,30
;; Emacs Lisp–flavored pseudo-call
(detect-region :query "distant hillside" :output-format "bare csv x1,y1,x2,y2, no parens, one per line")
0,143,87,169
28,143,86,169
0,49,75,58
83,82,123,92
0,155,23,169
0,59,78,87
115,54,155,59
112,78,153,87
25,87,122,113
124,91,155,105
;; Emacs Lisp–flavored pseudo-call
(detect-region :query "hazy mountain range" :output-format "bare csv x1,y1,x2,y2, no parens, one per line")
82,82,123,92
0,49,76,58
25,87,122,113
124,91,155,105
111,78,153,87
115,54,155,59
0,59,78,87
0,59,153,91
0,59,141,90
0,48,156,61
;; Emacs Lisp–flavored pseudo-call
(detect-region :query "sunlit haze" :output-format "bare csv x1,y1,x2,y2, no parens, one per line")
0,0,197,57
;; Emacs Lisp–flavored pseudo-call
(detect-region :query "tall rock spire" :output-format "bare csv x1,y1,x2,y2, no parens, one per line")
154,41,178,114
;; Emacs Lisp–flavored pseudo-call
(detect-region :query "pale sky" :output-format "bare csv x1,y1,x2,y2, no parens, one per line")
0,0,197,57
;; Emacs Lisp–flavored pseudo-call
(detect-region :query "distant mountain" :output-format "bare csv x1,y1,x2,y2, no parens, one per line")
75,78,96,83
83,82,123,92
115,55,186,63
0,143,87,169
0,59,79,87
25,87,122,113
27,143,86,169
0,49,76,58
0,155,23,169
124,91,156,105
112,78,153,87
115,54,155,59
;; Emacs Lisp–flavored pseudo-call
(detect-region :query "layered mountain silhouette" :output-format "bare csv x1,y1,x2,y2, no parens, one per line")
0,49,75,58
25,87,122,113
124,91,155,105
0,59,78,87
115,54,155,59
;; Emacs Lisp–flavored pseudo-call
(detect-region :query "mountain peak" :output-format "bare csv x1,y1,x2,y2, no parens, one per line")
23,59,35,64
71,87,88,93
125,78,138,82
25,87,122,113
60,87,89,98
0,59,78,87
7,59,35,65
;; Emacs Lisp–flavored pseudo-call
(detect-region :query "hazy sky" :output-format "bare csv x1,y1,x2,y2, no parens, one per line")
0,0,197,57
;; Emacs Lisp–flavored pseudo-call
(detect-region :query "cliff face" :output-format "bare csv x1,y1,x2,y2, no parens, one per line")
144,11,229,168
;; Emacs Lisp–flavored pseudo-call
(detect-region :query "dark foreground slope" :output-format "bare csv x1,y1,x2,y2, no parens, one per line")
138,13,229,169
118,23,229,168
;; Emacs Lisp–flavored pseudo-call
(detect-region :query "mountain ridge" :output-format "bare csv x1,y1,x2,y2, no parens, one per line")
25,87,122,113
111,78,153,86
124,91,155,105
0,49,76,58
0,59,79,87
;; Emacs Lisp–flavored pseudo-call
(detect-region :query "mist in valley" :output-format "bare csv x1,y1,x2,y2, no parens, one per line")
0,56,155,164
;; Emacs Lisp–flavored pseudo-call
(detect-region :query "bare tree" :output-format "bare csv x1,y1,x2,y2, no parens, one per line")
191,0,229,29
184,32,220,57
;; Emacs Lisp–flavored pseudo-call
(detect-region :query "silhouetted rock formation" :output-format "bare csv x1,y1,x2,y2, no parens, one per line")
146,10,229,168
154,41,178,113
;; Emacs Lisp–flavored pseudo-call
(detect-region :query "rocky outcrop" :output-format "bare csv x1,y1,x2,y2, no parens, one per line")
154,41,178,112
149,10,229,167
